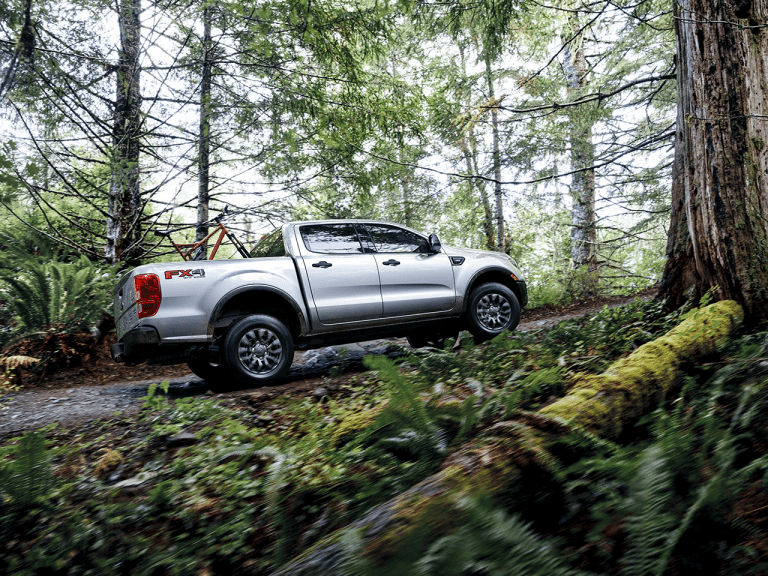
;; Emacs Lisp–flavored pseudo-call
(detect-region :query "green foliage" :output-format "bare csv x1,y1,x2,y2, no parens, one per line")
341,494,589,576
0,430,55,509
414,496,589,576
3,299,768,575
141,380,171,414
621,444,675,576
357,355,451,477
0,242,114,340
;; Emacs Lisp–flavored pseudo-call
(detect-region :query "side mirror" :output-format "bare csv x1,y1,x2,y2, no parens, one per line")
428,233,442,253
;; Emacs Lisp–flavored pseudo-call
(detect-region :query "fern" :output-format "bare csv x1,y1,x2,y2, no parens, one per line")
0,251,113,335
0,430,55,509
358,355,450,469
414,495,590,576
622,384,762,576
621,445,675,576
0,354,38,370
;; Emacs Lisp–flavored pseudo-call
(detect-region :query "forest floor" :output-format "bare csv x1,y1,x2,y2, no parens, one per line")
5,285,767,576
0,287,657,438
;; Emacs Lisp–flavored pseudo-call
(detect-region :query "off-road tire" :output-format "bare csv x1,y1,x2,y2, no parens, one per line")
187,357,224,383
465,282,520,342
221,314,294,387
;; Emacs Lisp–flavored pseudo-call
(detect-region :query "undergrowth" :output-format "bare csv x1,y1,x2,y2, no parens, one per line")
1,297,767,575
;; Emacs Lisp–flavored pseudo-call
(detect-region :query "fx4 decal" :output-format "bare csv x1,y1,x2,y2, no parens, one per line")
165,268,205,280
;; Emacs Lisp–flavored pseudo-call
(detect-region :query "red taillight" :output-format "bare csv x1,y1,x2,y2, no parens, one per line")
134,274,162,318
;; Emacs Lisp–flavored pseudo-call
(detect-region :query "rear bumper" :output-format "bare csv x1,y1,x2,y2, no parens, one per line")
111,326,161,364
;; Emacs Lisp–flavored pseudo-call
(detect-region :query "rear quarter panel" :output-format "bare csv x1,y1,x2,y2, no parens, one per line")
114,258,307,344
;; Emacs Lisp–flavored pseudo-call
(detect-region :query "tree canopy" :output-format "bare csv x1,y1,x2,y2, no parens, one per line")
1,0,765,311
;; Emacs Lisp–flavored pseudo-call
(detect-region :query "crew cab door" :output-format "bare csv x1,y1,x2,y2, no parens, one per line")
298,223,383,324
361,223,456,317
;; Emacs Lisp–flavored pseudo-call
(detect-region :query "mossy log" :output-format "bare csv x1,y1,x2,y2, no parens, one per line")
539,299,744,437
274,301,743,575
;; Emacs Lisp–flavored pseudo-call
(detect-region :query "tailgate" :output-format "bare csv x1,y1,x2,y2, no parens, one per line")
113,271,138,341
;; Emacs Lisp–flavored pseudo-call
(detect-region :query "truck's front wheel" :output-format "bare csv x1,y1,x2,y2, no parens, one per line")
222,315,294,386
466,282,520,341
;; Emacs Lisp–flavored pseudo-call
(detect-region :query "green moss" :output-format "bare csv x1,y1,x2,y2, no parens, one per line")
363,491,466,570
540,300,743,437
332,405,384,446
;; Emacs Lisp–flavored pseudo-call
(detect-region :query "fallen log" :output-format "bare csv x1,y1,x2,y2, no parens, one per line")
274,300,744,575
539,299,744,437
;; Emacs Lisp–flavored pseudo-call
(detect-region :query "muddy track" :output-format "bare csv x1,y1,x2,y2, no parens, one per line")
0,339,406,437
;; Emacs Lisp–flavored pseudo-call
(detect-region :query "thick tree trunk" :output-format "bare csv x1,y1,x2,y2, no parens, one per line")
563,10,597,270
196,4,213,256
659,0,768,319
105,0,142,265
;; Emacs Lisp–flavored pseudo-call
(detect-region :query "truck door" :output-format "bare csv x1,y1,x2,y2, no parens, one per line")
298,223,383,324
361,223,456,317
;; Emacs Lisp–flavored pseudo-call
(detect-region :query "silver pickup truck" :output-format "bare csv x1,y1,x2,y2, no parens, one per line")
111,220,527,386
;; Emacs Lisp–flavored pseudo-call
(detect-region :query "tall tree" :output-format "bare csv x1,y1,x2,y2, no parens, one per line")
658,0,768,319
106,0,143,264
562,6,596,270
195,2,212,255
483,49,505,252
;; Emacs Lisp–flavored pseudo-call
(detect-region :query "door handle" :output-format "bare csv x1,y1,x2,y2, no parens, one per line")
312,261,332,268
382,259,400,266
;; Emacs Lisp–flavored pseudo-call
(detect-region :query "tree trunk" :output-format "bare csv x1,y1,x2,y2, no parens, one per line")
105,0,142,265
658,0,768,320
196,4,213,256
457,44,494,250
462,146,494,249
563,9,597,270
484,54,504,252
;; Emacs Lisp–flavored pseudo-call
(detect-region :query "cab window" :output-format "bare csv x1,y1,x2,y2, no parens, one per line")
364,224,430,253
250,230,285,258
300,224,363,254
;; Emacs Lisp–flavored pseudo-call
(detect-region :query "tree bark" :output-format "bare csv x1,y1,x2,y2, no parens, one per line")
658,0,768,319
105,0,142,265
563,9,597,270
196,4,213,257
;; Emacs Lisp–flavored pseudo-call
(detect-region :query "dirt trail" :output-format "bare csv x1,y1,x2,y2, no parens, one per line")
0,339,405,437
0,290,656,437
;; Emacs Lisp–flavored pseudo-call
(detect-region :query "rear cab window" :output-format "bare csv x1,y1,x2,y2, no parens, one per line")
250,230,286,258
300,224,364,254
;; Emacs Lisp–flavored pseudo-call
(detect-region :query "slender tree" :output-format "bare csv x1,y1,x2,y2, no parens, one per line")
562,6,596,270
484,50,505,252
195,3,212,255
106,0,143,264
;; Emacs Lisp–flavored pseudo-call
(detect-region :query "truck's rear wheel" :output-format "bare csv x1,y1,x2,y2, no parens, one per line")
407,330,459,350
221,315,294,386
187,357,223,383
466,282,520,342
